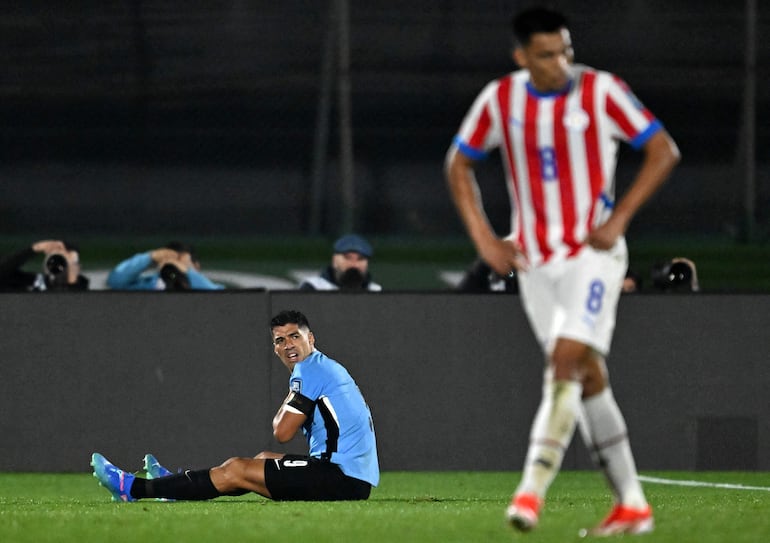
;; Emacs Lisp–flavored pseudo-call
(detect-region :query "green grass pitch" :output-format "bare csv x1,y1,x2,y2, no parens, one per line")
1,471,768,542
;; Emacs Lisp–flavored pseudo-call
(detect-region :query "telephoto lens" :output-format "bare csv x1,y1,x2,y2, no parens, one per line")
160,263,190,290
651,260,694,292
44,254,68,275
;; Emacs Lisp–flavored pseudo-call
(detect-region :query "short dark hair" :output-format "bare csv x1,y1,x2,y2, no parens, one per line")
511,7,568,47
166,240,198,263
270,309,311,331
61,240,79,253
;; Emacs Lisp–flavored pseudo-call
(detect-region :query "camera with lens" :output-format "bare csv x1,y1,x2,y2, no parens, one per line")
43,253,69,288
160,263,191,291
651,259,698,292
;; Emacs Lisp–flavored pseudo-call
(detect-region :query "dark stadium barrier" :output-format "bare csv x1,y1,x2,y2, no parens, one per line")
0,292,767,472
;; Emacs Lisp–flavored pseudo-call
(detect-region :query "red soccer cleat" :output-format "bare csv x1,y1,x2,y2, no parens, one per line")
506,493,542,532
581,503,654,537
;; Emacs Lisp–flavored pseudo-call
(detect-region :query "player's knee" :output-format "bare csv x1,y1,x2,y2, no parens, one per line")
580,356,608,397
581,373,607,397
550,356,582,381
217,457,247,480
550,339,603,382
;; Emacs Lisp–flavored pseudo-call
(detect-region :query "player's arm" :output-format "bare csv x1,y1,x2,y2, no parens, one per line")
587,129,680,250
272,391,312,443
445,146,524,276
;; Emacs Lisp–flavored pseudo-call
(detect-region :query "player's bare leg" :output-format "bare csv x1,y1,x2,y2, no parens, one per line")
210,456,272,498
507,338,587,531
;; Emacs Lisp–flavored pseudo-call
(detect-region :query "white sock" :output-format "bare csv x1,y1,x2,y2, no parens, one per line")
581,388,647,509
516,377,582,499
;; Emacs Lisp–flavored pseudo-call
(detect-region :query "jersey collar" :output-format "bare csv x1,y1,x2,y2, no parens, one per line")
525,78,573,98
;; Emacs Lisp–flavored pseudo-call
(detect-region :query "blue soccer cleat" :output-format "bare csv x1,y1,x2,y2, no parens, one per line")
143,453,175,502
91,452,136,502
143,453,173,479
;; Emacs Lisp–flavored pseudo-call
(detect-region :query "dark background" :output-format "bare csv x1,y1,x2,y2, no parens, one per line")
1,1,768,239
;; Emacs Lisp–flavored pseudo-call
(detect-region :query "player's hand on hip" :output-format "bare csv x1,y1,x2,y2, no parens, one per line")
480,237,529,276
584,221,623,251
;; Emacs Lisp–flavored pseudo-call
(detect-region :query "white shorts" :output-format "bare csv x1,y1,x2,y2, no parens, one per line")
517,239,628,356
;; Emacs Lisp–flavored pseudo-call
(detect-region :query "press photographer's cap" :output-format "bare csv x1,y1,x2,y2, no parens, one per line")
333,234,373,258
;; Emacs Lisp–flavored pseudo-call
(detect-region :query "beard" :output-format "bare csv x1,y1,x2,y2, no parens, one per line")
337,268,368,290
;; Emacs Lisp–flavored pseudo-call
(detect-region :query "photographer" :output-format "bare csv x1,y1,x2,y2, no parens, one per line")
106,241,224,291
298,234,382,291
0,239,89,291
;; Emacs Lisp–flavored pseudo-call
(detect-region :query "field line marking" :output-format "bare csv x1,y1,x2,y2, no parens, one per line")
638,475,770,492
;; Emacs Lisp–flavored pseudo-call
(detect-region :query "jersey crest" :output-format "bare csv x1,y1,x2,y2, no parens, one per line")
563,108,590,132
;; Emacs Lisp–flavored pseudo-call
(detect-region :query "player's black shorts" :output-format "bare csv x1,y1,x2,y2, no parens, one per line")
264,454,371,501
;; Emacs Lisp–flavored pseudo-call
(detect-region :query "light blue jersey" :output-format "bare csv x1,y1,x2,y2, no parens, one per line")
289,350,379,487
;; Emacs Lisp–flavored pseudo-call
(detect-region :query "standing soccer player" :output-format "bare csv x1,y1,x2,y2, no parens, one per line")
445,7,679,536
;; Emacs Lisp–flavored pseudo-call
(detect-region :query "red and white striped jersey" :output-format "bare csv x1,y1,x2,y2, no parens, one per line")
453,64,662,267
